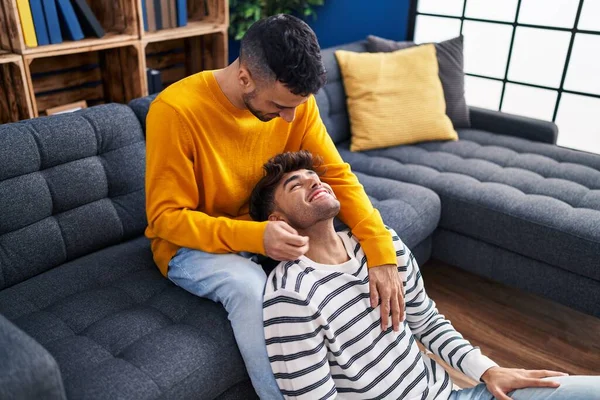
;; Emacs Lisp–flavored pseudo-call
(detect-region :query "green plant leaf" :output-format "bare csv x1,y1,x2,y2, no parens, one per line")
229,0,326,40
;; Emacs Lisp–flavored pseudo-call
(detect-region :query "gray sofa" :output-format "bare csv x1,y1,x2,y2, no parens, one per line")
0,40,598,399
315,41,600,318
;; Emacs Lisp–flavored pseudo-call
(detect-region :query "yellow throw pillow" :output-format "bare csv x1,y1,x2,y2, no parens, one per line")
335,44,458,152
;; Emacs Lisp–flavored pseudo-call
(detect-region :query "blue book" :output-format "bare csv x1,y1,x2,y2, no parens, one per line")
30,0,50,45
71,0,104,38
55,0,84,41
153,0,162,30
176,0,187,27
142,0,149,31
43,0,62,44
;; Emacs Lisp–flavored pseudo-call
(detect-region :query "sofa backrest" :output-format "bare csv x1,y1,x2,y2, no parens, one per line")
315,40,367,144
0,104,146,290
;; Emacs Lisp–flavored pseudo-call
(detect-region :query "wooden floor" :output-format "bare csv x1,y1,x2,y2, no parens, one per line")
419,259,600,388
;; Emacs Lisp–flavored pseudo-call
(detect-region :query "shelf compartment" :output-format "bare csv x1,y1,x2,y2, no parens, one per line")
24,42,145,116
1,0,139,54
142,30,227,95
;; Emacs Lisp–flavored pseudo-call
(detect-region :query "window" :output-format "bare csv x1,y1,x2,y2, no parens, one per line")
411,0,600,154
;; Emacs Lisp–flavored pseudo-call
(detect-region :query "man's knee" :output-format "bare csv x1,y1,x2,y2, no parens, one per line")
211,254,267,302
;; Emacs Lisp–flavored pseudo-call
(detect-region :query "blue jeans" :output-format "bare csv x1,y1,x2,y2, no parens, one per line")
168,248,283,400
451,376,600,400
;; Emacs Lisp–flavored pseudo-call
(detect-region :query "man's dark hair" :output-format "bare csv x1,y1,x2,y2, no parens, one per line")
250,150,324,221
240,14,326,96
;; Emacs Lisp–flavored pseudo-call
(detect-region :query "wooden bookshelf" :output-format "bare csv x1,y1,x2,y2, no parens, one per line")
0,0,229,122
0,50,33,123
23,41,145,116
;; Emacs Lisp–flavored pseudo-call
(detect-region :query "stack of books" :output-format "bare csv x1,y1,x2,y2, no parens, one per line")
14,0,105,48
142,0,188,32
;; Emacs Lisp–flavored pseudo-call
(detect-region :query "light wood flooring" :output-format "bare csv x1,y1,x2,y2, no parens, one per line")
419,259,600,388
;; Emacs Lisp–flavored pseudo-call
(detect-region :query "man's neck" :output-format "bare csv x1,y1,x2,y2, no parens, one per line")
213,59,246,110
298,220,350,265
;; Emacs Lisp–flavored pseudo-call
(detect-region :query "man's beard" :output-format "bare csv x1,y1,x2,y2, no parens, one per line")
287,200,341,230
242,90,274,122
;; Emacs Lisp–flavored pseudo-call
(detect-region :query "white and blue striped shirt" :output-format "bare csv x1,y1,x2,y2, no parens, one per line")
263,228,497,399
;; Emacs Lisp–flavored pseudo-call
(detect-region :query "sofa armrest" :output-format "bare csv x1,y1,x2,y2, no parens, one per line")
0,314,66,400
469,106,559,144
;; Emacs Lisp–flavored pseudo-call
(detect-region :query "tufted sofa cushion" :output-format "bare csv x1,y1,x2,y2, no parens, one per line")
339,129,600,282
0,104,146,290
353,172,440,265
0,236,250,399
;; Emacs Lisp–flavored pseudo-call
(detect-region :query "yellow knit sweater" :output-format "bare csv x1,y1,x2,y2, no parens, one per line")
145,71,396,276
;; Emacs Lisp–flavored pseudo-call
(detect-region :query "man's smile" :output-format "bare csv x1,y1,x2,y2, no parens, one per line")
308,187,331,202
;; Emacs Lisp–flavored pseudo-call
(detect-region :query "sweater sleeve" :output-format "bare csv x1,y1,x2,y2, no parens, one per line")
145,99,268,254
390,230,498,382
263,288,337,399
300,97,397,268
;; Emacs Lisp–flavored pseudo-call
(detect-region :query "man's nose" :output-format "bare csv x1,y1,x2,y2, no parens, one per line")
308,176,321,187
279,108,296,123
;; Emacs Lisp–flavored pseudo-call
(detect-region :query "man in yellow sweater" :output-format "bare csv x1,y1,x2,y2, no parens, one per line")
145,14,404,398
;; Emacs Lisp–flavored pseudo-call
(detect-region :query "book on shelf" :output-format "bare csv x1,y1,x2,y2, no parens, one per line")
55,0,84,41
160,0,170,29
143,0,187,32
30,0,50,45
16,0,38,47
145,0,157,31
42,0,63,44
71,0,105,38
141,0,148,31
168,0,176,29
153,0,162,30
176,0,187,27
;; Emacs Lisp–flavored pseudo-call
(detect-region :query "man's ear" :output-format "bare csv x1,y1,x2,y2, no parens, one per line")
238,66,256,93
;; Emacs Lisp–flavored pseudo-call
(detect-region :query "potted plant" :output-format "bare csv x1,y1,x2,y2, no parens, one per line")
229,0,326,40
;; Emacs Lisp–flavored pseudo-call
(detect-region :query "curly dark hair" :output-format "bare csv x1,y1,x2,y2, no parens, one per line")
240,14,327,96
250,151,324,222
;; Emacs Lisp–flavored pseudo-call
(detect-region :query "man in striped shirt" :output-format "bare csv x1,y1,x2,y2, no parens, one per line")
250,151,600,400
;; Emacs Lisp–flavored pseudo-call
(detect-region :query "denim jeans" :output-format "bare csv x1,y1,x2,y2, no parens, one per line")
168,248,283,400
451,376,600,400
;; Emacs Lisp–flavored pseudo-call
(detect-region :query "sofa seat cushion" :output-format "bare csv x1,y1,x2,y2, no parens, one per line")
0,237,248,399
353,172,441,254
338,129,600,282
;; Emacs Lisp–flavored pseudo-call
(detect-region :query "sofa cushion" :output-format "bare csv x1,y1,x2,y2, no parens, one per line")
366,35,470,129
339,130,600,282
315,41,368,145
0,237,249,399
352,172,440,254
335,44,457,151
0,104,146,290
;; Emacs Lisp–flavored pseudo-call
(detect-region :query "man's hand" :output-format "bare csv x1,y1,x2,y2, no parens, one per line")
264,221,309,261
368,264,405,331
481,367,568,400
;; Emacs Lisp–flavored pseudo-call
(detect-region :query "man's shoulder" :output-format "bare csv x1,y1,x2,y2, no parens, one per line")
264,257,337,298
265,260,308,294
152,72,212,113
